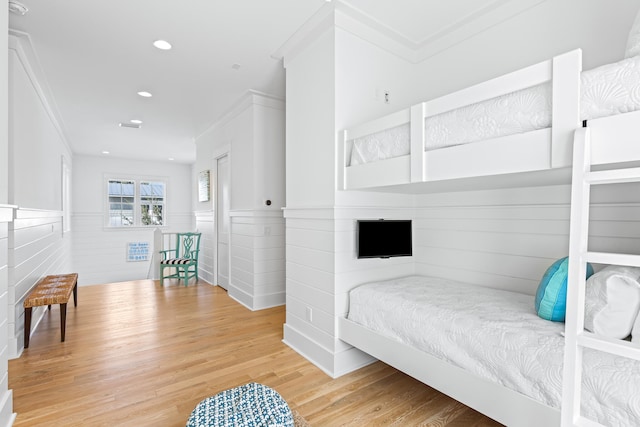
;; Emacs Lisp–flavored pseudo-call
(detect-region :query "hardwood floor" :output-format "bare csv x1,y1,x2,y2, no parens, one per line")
9,280,502,426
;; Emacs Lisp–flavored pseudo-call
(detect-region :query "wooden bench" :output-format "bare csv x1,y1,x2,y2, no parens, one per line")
23,273,78,349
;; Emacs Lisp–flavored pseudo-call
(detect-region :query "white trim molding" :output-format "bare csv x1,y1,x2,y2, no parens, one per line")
273,0,549,64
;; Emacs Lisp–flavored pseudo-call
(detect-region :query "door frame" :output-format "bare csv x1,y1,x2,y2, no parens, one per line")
214,152,231,289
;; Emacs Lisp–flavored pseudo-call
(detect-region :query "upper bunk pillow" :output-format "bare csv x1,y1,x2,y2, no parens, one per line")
626,7,640,58
535,257,594,322
585,265,640,339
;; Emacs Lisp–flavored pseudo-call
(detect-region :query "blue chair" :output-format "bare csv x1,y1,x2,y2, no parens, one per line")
159,232,201,286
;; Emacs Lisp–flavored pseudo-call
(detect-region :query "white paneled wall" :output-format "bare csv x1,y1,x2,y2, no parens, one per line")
284,184,640,377
414,204,571,296
194,91,285,300
283,208,337,374
0,207,15,425
195,210,215,285
72,212,193,285
229,210,285,310
284,206,415,376
72,155,194,285
8,208,70,358
413,184,640,296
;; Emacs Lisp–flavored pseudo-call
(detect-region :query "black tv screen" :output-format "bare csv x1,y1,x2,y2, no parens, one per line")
357,220,412,259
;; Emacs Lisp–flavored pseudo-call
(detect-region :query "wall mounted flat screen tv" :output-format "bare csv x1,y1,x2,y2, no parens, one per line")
357,219,412,259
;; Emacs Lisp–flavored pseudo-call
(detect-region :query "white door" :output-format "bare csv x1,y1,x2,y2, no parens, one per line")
216,155,230,289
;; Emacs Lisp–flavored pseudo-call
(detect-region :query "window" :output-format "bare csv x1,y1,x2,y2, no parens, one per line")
140,181,165,226
107,178,166,227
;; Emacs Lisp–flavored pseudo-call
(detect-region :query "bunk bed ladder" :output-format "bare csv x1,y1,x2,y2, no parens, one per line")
562,127,640,426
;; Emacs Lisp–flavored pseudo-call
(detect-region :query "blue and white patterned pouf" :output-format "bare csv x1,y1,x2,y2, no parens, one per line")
186,382,294,427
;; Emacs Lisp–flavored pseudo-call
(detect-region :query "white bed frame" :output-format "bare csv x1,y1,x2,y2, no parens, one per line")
337,48,640,426
339,49,585,191
338,316,559,427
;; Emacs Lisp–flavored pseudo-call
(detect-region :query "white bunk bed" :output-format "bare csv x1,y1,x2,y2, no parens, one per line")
338,17,640,427
339,113,640,426
338,49,640,192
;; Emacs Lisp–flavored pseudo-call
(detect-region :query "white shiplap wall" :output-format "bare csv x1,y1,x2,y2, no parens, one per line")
72,212,194,286
72,155,194,286
229,210,285,310
9,208,70,358
0,206,15,425
195,210,215,285
284,206,415,376
413,184,640,295
284,183,640,377
284,208,338,375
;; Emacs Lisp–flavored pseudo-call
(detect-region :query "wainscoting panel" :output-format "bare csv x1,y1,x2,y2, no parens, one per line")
283,206,415,377
413,184,640,296
0,205,15,424
9,209,69,358
195,210,215,285
228,210,285,310
71,212,193,286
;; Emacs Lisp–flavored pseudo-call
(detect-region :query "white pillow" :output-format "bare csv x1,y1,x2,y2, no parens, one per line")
626,7,640,58
584,265,640,339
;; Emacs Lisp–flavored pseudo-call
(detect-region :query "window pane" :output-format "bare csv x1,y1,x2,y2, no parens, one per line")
108,179,135,227
140,181,165,226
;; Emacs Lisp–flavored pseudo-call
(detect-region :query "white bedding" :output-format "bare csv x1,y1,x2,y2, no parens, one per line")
349,55,640,166
347,275,640,426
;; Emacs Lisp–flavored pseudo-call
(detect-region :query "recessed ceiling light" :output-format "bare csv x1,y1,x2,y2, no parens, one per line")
168,158,175,161
102,151,110,155
153,40,172,50
8,1,29,15
130,119,143,124
137,91,153,98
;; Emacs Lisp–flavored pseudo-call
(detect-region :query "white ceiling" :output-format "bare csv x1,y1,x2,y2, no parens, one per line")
7,0,538,164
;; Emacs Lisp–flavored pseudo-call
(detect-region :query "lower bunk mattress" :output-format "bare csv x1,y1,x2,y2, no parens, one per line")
346,275,640,426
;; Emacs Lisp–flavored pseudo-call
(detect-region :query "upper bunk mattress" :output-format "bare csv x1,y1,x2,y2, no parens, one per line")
346,275,640,426
349,54,640,166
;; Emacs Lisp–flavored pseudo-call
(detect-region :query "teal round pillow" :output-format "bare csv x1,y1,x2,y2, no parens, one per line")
535,257,594,322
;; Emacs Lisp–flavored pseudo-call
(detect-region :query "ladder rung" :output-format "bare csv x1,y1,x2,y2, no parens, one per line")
587,167,640,185
577,332,640,362
584,252,640,267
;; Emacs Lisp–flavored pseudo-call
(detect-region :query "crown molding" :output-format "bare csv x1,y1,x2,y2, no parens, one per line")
271,2,337,67
196,90,284,141
273,0,549,65
411,0,549,62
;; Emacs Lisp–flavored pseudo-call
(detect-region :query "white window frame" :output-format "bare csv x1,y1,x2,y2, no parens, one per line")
104,174,168,228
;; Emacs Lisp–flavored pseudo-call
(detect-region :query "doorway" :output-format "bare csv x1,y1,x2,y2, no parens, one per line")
216,155,230,289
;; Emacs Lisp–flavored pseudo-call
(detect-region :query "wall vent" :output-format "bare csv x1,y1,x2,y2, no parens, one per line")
119,123,141,129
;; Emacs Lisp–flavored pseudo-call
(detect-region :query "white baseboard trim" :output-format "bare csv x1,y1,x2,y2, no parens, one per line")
9,305,47,359
0,389,14,427
334,344,377,378
228,286,253,310
283,323,336,378
228,286,285,311
253,292,285,310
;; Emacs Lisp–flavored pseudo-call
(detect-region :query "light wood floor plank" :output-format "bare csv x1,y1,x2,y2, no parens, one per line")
9,280,502,426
